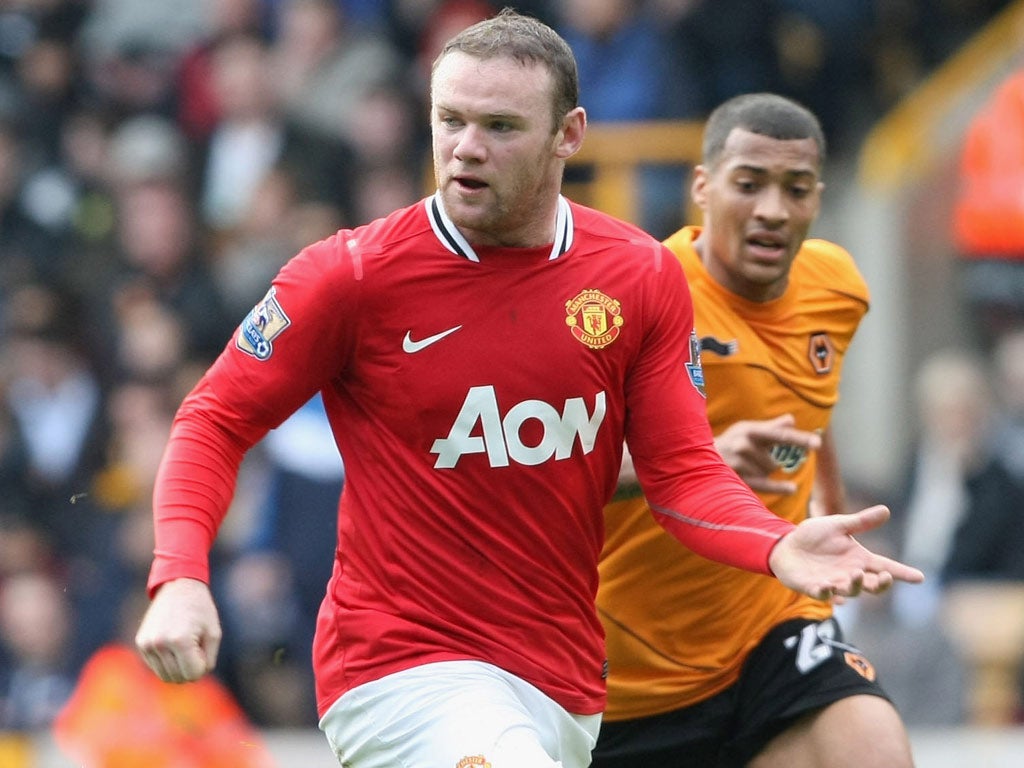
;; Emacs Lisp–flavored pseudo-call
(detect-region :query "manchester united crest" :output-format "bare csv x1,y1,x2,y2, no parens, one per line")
565,289,623,349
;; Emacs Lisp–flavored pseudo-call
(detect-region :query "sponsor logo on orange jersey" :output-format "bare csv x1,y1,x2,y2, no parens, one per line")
565,289,623,349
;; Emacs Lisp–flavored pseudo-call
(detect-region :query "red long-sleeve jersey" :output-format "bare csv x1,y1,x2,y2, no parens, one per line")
147,194,794,717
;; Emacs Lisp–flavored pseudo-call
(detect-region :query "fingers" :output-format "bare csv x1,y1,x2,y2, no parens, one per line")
137,642,176,682
203,629,221,674
134,578,221,684
865,571,895,594
868,555,924,584
136,630,212,683
819,561,917,601
840,507,925,585
820,569,865,600
757,414,822,451
717,415,821,491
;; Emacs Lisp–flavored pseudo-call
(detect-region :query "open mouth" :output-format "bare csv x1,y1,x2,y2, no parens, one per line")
746,234,786,259
456,176,487,190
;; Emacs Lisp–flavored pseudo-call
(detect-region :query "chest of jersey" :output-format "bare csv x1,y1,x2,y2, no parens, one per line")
694,289,857,434
336,249,642,472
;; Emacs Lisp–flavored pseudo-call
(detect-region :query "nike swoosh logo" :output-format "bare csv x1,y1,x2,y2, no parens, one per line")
402,325,463,353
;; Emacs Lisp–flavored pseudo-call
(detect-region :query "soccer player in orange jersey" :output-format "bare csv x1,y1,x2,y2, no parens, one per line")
593,93,916,768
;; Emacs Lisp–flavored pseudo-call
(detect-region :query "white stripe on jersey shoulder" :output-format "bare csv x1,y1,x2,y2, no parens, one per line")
425,191,574,262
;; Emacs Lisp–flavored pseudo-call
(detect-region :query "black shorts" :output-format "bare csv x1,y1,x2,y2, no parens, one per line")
591,617,891,768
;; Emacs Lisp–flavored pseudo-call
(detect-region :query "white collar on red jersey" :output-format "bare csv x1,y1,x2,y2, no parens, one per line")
425,191,574,263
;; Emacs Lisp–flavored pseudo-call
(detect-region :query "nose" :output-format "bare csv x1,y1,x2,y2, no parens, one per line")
753,185,788,224
453,124,486,163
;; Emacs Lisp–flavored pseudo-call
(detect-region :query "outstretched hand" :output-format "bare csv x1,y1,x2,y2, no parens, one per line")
135,577,221,683
768,505,924,601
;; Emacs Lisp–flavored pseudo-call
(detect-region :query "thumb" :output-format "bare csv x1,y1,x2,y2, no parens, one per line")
836,504,890,535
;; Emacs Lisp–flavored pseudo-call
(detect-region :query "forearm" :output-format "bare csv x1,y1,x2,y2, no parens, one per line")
147,385,267,595
812,426,847,516
638,442,795,574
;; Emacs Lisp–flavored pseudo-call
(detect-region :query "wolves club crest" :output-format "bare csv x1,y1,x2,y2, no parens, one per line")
808,332,834,374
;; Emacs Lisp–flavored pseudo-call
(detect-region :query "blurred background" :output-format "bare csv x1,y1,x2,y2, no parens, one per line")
0,0,1023,765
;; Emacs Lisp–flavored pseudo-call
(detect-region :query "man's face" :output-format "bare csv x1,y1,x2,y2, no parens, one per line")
430,51,577,247
693,128,823,302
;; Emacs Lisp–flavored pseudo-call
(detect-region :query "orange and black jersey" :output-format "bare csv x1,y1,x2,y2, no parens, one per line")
599,225,869,720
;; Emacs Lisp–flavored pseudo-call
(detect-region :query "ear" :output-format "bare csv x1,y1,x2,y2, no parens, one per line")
691,164,709,209
555,106,587,160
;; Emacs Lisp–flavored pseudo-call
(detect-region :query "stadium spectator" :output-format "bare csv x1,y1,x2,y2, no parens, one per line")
0,397,31,526
0,570,77,731
175,0,271,142
556,0,693,236
408,0,498,93
1,281,107,559
936,332,1024,599
107,175,233,362
770,1,874,152
269,0,404,148
892,348,1003,625
0,118,66,291
340,81,425,224
991,327,1024,481
197,33,286,236
652,0,781,118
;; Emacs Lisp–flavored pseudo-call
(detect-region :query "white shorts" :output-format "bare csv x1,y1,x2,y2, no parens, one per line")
318,660,602,768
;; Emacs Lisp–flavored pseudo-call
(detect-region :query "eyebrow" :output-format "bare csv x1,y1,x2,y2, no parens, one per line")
730,163,818,178
435,104,525,123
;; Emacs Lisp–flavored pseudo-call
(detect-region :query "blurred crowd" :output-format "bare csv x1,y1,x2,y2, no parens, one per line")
0,0,1019,739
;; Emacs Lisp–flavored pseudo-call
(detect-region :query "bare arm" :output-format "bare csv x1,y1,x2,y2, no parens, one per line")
810,425,847,517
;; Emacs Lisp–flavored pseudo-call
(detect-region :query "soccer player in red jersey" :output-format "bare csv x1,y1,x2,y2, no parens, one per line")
135,12,922,767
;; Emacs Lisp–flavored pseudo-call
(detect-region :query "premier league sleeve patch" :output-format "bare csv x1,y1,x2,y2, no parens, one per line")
236,287,291,360
685,329,706,398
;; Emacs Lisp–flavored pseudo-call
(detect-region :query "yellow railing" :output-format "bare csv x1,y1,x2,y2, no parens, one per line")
564,120,704,225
